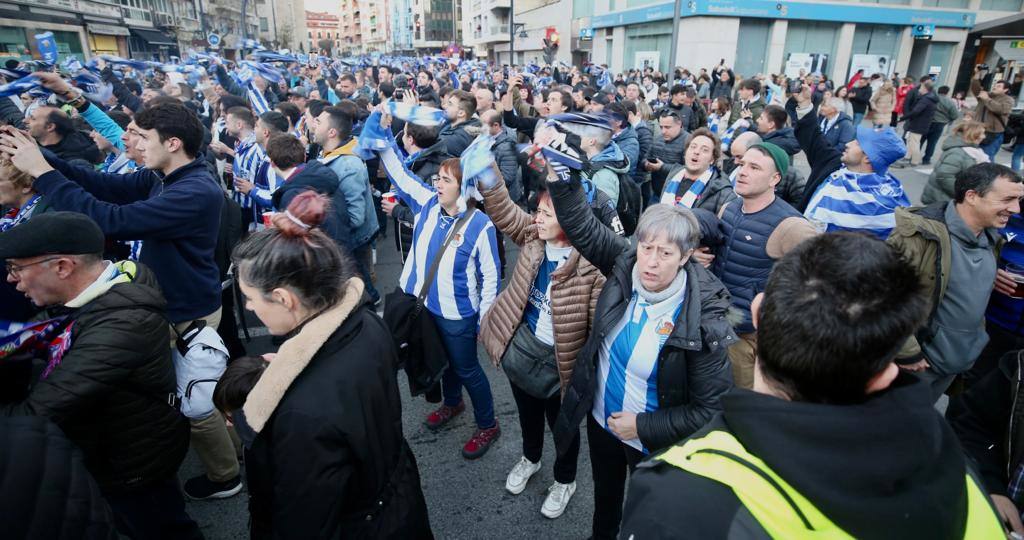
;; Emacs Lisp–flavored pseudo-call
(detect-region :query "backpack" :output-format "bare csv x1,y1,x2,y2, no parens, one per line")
593,161,642,236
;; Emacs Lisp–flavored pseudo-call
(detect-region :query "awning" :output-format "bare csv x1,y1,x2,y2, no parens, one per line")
88,23,129,37
130,28,176,46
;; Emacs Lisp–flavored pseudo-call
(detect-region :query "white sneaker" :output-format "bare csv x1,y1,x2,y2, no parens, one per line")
505,456,542,495
541,481,577,519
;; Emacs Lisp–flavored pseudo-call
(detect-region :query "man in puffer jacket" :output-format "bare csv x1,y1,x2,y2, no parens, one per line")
0,213,198,539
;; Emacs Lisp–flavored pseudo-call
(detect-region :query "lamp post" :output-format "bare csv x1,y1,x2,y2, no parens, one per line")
667,0,682,75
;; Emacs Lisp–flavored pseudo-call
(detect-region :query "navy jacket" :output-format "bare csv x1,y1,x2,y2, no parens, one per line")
33,152,223,323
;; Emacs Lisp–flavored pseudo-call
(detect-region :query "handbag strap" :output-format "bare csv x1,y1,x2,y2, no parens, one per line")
415,208,476,315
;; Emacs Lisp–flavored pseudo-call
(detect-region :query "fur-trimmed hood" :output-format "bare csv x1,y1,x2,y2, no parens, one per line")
242,278,365,433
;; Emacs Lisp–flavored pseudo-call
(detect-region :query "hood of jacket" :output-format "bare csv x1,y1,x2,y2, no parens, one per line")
46,130,101,164
720,375,970,538
56,261,165,316
592,141,629,172
763,127,801,155
941,134,973,151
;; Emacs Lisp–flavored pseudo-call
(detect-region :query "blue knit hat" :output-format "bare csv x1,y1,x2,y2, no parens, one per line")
856,126,906,175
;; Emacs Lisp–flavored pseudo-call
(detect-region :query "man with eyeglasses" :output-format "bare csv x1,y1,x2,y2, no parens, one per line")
0,212,200,539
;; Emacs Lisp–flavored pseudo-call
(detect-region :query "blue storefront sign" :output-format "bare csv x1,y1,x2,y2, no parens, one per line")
592,0,976,30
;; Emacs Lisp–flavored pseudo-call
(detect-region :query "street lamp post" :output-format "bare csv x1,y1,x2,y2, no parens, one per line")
667,0,682,76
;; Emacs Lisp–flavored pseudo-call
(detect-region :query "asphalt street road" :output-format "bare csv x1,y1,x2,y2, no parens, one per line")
182,140,1010,539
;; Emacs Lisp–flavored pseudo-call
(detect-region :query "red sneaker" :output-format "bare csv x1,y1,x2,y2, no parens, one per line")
424,403,465,431
462,422,501,459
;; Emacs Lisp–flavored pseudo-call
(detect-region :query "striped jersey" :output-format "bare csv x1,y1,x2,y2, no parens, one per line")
803,168,910,239
233,133,265,209
522,244,572,346
592,275,687,453
380,143,501,321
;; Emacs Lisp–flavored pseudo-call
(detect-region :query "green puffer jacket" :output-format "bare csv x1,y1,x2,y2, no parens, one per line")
921,135,989,205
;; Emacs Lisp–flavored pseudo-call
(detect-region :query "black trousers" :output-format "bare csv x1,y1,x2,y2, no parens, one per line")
509,382,580,484
587,414,643,540
923,121,947,164
964,321,1024,388
105,476,204,540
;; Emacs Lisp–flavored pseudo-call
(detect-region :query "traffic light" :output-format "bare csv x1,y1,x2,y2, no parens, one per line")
542,26,559,64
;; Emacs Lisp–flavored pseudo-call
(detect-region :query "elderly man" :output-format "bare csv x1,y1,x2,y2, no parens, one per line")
0,212,198,539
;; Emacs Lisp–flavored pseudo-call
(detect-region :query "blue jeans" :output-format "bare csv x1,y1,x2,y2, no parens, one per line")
851,111,865,128
981,132,1004,162
1012,142,1024,172
433,313,495,429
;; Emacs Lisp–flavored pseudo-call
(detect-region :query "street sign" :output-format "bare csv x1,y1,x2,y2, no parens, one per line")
207,33,221,48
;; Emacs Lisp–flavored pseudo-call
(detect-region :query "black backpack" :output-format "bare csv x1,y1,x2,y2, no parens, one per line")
592,160,642,236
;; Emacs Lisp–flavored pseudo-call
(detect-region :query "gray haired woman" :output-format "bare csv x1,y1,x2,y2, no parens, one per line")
544,165,736,540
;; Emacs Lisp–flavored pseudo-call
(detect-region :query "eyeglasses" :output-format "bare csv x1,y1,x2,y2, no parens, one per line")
5,257,61,278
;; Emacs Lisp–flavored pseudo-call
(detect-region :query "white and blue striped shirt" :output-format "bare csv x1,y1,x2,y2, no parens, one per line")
233,132,265,210
592,275,687,453
380,143,501,321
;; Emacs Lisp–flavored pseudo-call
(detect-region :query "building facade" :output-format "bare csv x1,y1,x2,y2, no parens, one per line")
305,10,341,54
413,0,462,52
587,0,1024,88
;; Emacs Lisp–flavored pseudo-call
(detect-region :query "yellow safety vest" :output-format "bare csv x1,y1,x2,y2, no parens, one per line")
657,430,1005,539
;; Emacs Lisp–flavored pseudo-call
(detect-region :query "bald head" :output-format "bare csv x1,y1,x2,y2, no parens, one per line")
731,130,762,160
475,88,494,113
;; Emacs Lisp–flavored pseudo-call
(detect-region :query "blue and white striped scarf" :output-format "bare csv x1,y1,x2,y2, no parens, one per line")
385,101,447,127
660,167,716,208
718,118,749,152
803,168,910,239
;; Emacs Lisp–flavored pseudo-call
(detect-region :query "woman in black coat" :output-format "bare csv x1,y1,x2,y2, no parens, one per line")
231,191,431,539
540,156,736,539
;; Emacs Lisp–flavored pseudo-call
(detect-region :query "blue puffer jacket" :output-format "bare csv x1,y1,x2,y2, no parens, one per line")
713,197,804,333
321,139,380,249
614,124,640,177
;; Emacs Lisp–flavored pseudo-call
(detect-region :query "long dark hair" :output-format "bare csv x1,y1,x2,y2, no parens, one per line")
231,191,356,312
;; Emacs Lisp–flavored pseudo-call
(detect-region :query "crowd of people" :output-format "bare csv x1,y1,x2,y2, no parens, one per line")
0,49,1023,539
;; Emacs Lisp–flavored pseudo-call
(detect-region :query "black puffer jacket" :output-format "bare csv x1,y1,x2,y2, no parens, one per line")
438,117,482,157
648,133,688,193
1,262,189,494
0,416,117,539
273,161,352,250
549,177,736,455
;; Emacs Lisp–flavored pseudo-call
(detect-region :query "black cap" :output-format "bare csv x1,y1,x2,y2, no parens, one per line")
0,212,105,260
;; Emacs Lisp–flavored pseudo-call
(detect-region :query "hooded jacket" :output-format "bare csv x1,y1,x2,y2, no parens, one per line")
439,117,482,157
922,135,989,205
886,203,1002,365
45,130,103,165
33,153,223,324
478,178,607,391
586,141,630,206
1,262,189,495
242,279,431,539
762,127,801,158
548,177,736,455
273,160,353,249
621,376,986,539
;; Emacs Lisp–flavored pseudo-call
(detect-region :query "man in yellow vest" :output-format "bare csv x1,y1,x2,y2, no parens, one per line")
619,232,1005,539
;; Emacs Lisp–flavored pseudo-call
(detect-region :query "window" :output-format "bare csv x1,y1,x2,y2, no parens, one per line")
980,0,1023,8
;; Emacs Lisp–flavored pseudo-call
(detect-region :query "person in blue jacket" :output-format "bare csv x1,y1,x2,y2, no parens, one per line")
0,101,223,328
